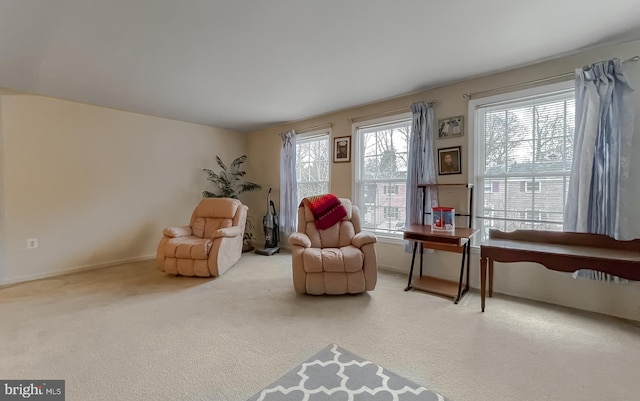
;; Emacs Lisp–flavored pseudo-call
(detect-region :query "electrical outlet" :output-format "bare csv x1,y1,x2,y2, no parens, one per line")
27,238,38,249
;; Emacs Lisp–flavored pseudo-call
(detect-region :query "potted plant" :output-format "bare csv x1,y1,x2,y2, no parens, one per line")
203,155,261,252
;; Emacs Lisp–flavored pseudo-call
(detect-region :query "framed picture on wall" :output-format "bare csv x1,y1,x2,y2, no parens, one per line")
438,116,464,138
438,146,462,175
333,136,351,163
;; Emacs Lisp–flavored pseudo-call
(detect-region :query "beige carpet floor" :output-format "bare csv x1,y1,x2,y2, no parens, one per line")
1,251,639,401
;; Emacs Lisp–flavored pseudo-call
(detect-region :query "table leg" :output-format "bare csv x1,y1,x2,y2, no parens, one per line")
465,239,471,291
489,259,494,297
480,255,487,312
419,242,424,277
454,243,467,304
404,242,418,291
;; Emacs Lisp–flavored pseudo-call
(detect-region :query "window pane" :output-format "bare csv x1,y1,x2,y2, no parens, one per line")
356,119,411,237
476,88,574,242
296,134,330,203
484,142,507,174
508,107,533,141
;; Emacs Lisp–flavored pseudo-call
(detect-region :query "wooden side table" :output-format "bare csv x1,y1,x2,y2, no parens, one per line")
403,224,479,303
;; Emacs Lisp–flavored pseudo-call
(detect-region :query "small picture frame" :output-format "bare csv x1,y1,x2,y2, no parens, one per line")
438,116,464,138
438,146,462,175
333,136,351,163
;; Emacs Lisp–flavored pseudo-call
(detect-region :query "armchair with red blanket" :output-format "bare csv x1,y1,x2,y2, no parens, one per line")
289,196,377,295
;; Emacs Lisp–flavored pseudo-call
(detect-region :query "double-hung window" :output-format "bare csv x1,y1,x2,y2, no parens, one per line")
354,117,411,237
295,130,330,203
472,82,575,242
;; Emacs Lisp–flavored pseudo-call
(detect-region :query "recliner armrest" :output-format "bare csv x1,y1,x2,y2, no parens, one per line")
213,226,243,239
163,226,193,238
352,231,377,248
289,232,311,248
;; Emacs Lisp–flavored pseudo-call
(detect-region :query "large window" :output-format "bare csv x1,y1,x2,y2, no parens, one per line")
296,131,330,202
354,118,410,237
473,84,575,241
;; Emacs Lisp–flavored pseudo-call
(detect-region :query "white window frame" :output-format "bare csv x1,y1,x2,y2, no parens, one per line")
295,128,331,203
383,206,400,219
383,184,399,194
468,81,575,247
353,113,412,243
523,180,542,193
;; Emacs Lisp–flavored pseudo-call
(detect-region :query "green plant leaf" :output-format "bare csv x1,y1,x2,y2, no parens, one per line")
239,182,261,194
203,168,222,183
219,171,231,188
203,155,260,200
230,155,247,170
215,156,227,172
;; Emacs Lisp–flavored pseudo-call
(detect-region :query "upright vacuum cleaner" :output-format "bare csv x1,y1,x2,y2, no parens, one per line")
256,188,280,256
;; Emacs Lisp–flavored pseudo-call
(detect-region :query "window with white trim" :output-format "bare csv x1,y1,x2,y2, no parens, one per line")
484,181,500,193
522,181,541,193
296,130,330,203
354,117,410,237
473,84,575,242
384,185,399,194
384,206,400,219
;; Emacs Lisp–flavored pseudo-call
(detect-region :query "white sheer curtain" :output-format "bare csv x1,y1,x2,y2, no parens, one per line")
404,102,438,252
280,130,298,236
565,58,635,280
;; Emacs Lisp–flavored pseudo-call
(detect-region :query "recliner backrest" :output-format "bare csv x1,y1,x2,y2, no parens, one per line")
190,198,241,238
297,198,362,248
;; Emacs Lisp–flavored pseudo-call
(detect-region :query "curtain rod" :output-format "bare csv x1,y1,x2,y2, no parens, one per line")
278,123,332,137
462,55,639,100
296,123,332,135
348,99,437,123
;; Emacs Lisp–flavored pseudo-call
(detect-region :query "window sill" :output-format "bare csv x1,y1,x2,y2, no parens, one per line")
372,234,404,245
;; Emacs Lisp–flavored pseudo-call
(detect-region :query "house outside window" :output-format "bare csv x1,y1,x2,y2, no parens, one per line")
471,82,575,242
296,130,330,203
522,181,541,192
384,185,399,194
484,181,500,193
384,206,400,219
354,116,411,237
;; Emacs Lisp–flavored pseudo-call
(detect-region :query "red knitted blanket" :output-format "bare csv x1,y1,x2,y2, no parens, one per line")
301,194,347,230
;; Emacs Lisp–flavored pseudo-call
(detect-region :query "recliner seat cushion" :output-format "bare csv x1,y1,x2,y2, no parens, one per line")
163,237,213,259
305,271,366,295
302,245,364,273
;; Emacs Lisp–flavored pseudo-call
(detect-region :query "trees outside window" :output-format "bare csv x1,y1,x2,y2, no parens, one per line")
355,119,411,236
475,86,575,241
296,132,330,203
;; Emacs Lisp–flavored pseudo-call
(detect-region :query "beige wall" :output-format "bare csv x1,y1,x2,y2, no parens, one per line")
247,39,640,321
0,93,247,284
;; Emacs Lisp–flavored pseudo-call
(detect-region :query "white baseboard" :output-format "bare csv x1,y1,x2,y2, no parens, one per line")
378,264,407,275
0,254,156,287
252,239,291,252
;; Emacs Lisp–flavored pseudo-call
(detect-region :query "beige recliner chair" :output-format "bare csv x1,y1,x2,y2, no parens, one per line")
157,198,248,277
289,198,377,294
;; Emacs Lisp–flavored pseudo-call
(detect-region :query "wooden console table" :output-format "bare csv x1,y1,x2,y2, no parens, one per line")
480,229,640,312
403,224,479,303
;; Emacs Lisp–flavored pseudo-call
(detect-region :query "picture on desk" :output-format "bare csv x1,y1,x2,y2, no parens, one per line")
432,207,455,231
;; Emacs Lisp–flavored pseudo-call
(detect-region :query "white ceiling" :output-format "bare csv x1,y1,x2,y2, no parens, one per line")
2,0,640,132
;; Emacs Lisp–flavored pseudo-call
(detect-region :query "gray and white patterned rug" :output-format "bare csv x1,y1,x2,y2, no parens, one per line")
247,344,448,401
